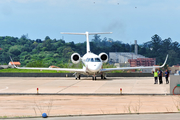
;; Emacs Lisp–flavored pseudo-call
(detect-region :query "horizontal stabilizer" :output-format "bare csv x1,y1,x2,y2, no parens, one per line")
61,33,86,35
61,32,112,35
61,32,112,53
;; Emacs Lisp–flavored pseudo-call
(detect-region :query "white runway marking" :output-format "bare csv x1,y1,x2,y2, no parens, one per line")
0,87,8,92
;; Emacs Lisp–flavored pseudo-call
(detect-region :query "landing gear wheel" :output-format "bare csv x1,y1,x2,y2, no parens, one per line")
78,75,81,80
92,77,94,80
95,77,96,80
101,75,103,79
76,78,77,80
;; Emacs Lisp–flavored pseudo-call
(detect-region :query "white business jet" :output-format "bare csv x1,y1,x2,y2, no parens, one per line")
11,32,168,80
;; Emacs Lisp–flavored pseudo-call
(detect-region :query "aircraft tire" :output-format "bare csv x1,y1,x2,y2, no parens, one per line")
101,75,103,79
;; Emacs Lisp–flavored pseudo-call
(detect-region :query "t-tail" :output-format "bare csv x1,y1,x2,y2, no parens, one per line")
61,32,112,53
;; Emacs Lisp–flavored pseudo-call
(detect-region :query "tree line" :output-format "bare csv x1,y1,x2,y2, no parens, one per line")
0,34,179,67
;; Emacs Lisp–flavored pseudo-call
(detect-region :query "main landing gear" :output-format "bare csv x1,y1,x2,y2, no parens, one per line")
75,75,81,80
101,74,106,80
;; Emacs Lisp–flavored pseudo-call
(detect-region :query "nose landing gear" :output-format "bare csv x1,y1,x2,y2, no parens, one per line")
92,74,96,80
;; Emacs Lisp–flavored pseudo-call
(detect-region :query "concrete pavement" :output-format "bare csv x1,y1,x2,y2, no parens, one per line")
0,95,179,117
0,77,169,94
7,113,180,120
0,77,174,118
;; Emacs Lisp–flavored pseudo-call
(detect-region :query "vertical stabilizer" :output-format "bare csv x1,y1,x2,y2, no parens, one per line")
61,32,112,53
85,32,90,53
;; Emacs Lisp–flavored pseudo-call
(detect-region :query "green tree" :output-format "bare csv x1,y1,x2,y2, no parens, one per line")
8,46,21,56
42,39,52,51
62,47,74,61
26,60,47,67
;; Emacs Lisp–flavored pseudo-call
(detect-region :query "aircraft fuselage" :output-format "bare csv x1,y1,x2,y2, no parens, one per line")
82,52,103,75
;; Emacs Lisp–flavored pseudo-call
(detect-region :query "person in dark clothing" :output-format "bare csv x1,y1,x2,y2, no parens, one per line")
158,68,163,84
165,69,169,84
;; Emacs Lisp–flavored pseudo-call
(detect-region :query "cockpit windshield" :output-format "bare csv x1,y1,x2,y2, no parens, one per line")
90,58,94,62
86,58,90,62
95,58,101,62
86,58,101,62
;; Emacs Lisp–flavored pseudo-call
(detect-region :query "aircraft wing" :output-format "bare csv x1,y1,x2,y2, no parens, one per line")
101,55,168,72
15,67,85,72
9,56,85,72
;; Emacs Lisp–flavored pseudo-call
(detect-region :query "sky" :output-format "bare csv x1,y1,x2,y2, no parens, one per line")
0,0,180,44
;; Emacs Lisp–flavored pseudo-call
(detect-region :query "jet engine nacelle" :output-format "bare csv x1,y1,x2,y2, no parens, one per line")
71,53,81,64
99,53,108,63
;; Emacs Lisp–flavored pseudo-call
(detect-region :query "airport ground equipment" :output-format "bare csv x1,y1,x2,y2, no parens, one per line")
170,75,180,95
172,84,180,95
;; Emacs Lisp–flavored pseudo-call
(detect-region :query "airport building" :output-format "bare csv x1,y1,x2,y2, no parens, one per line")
128,58,156,67
8,62,21,67
109,40,156,69
170,65,180,74
109,52,146,64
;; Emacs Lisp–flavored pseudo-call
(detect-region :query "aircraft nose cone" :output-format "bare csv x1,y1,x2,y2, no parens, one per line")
88,63,101,72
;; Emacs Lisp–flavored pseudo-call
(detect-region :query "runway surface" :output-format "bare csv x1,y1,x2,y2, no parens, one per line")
0,77,169,94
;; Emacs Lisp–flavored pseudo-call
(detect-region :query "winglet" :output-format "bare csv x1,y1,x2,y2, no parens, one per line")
9,56,17,68
153,54,168,70
160,54,168,67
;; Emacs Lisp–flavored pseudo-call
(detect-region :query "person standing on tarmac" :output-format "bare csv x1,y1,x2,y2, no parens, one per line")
165,69,169,84
153,69,158,84
158,68,163,84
